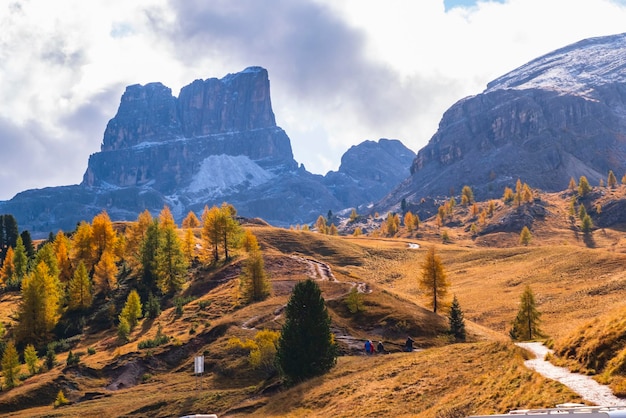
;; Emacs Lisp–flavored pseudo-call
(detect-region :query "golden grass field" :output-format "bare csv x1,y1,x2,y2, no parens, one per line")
2,187,626,417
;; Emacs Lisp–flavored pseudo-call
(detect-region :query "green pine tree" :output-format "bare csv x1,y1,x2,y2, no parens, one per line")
276,279,337,383
448,295,466,342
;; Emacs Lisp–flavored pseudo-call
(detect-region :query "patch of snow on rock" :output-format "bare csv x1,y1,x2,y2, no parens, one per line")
187,154,274,194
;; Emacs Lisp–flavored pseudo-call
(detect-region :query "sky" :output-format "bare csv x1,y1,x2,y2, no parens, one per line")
1,0,626,201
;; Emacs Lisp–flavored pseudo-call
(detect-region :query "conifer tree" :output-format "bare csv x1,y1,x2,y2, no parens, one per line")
24,344,39,375
240,250,270,303
488,200,496,217
241,230,260,253
156,217,188,294
384,213,399,236
608,170,617,189
329,224,339,236
503,187,514,203
126,210,153,272
72,221,95,273
181,211,200,229
120,289,142,330
522,183,533,203
276,279,337,383
510,285,544,341
53,231,72,283
448,295,466,342
117,316,130,342
404,212,415,232
182,227,196,263
20,230,35,260
578,176,591,197
418,246,449,314
218,203,241,261
519,226,532,246
568,177,577,191
1,341,19,389
0,246,15,288
140,219,160,293
461,185,474,206
349,208,358,222
94,251,117,296
201,205,232,262
67,261,93,311
622,174,626,186
34,242,60,281
92,211,117,262
314,215,328,234
471,202,479,217
17,262,61,347
581,214,593,234
11,235,28,290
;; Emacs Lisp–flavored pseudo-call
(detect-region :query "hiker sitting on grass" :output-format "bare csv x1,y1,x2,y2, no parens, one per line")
405,336,414,352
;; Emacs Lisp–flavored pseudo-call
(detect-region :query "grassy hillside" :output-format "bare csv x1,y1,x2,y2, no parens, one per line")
2,186,626,416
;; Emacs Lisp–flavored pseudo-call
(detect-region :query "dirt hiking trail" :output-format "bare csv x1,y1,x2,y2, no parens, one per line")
517,342,626,406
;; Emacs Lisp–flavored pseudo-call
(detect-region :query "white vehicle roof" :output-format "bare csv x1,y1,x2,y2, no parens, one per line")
469,405,626,418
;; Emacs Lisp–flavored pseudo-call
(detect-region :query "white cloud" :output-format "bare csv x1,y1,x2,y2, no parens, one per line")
0,0,626,200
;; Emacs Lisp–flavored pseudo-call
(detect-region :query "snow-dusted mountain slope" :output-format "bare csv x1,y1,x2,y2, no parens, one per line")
486,33,626,97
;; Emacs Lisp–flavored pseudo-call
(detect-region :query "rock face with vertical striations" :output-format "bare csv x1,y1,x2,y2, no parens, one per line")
376,32,626,214
0,67,415,236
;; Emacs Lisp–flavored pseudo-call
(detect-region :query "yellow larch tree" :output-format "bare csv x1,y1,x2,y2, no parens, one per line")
53,231,73,284
93,251,117,297
67,261,93,311
92,211,118,264
404,212,415,233
182,211,200,229
0,246,15,288
125,210,153,271
418,246,449,314
156,207,188,294
72,221,95,273
17,262,61,347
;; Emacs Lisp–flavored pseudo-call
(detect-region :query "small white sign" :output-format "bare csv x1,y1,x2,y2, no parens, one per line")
194,356,204,374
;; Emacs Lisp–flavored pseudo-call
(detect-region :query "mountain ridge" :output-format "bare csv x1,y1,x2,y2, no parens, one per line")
0,67,415,236
375,32,626,216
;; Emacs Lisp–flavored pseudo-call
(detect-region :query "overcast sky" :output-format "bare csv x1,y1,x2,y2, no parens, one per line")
1,0,626,200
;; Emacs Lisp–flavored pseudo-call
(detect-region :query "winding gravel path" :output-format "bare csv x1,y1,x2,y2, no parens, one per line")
517,342,625,406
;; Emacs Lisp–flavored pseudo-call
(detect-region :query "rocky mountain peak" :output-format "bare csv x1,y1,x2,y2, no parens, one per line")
486,33,626,97
378,32,626,215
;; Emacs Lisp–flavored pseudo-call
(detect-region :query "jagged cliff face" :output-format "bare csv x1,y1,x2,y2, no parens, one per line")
385,33,626,209
84,67,295,193
0,67,415,236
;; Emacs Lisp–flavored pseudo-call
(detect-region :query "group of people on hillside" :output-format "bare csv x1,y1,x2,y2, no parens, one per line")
364,339,385,354
363,336,415,354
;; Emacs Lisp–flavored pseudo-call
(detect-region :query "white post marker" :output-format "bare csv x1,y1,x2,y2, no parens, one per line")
194,355,204,391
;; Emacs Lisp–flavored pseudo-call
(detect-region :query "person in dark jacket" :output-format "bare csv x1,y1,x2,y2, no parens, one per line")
405,336,414,352
377,341,385,353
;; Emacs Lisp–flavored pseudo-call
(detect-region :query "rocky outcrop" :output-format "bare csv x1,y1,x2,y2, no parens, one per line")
323,139,415,209
377,33,626,214
0,67,415,236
